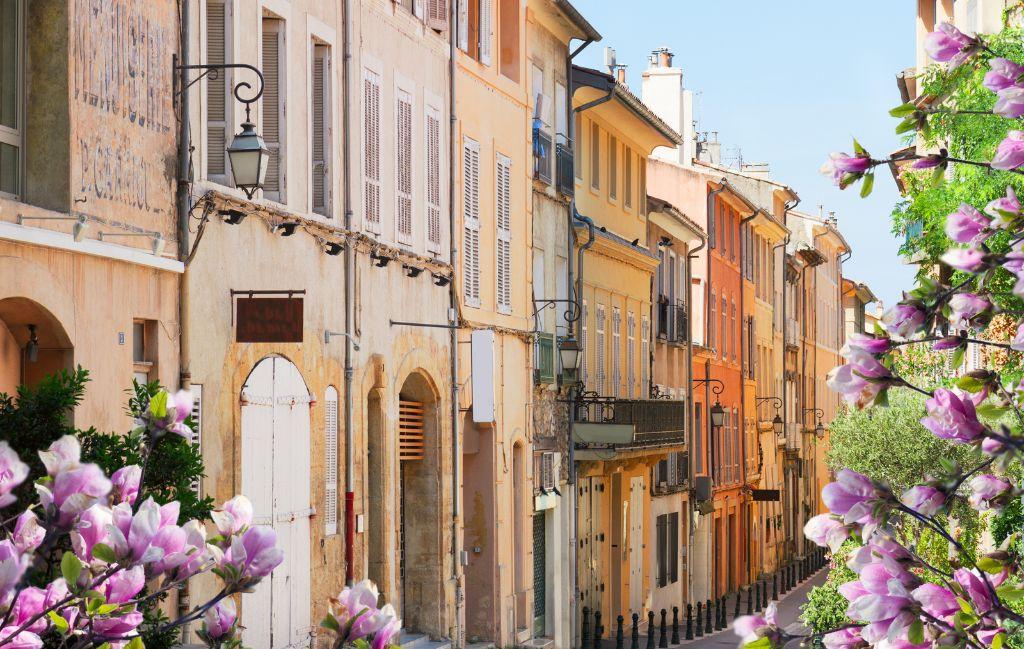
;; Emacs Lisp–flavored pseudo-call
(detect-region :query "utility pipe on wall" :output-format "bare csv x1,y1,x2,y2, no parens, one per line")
341,0,356,586
176,0,191,393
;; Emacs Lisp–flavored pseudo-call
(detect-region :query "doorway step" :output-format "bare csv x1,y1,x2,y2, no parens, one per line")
399,631,451,649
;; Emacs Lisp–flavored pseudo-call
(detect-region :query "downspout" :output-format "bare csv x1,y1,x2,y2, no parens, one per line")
448,2,464,643
702,180,725,600
565,38,593,330
684,227,705,603
738,208,756,584
777,193,798,565
342,0,356,585
176,0,191,393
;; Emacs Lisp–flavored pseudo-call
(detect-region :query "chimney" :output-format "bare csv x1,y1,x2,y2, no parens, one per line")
649,46,673,68
705,131,721,165
826,211,839,229
641,46,694,167
740,162,771,178
604,47,616,74
615,66,628,85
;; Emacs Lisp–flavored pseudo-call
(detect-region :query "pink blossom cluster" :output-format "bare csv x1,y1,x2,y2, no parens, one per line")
320,580,402,649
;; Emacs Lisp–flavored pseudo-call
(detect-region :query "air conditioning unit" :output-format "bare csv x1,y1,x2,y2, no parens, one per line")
693,475,712,502
538,452,556,491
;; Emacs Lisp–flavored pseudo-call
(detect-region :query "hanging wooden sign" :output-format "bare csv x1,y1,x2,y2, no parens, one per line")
235,297,304,343
752,489,781,502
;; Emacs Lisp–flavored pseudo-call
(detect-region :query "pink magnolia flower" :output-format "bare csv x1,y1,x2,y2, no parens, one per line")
0,540,30,607
843,333,891,355
12,511,44,554
822,470,876,518
859,562,918,596
92,611,144,640
924,22,980,67
38,435,81,476
995,86,1024,118
992,131,1024,171
1012,321,1024,351
72,504,113,562
828,348,894,409
212,495,254,538
968,474,1012,511
9,587,47,633
172,519,213,581
106,499,172,564
932,335,965,351
372,612,402,649
733,602,779,644
0,442,29,508
110,465,142,506
0,628,43,649
985,187,1020,227
147,524,190,577
940,247,985,272
948,293,989,330
881,303,925,339
911,154,944,170
921,388,985,444
954,568,994,613
804,514,850,551
822,153,872,188
144,389,194,439
900,485,945,516
984,58,1024,92
823,627,865,649
224,525,284,583
203,597,237,640
946,203,990,243
912,583,959,618
102,565,146,604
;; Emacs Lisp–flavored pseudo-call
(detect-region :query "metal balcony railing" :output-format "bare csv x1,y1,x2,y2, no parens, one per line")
785,318,800,347
573,396,687,449
533,127,553,184
534,332,555,384
672,303,688,343
556,140,574,197
657,298,670,338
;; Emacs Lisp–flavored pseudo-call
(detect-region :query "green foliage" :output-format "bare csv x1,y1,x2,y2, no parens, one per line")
801,541,857,634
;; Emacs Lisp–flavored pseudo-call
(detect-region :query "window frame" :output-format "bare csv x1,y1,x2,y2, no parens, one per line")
0,0,24,198
260,16,287,203
310,42,332,217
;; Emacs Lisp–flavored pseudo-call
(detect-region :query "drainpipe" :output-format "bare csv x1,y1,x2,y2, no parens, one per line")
776,191,798,566
684,227,705,602
176,0,191,393
448,2,464,644
565,38,593,329
738,208,756,584
341,0,356,586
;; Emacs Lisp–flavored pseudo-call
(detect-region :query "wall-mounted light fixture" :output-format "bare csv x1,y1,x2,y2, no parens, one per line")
658,236,673,247
324,329,360,351
98,231,166,256
272,222,299,237
432,273,451,287
219,209,247,225
371,252,391,268
17,215,90,242
25,324,38,363
404,265,423,278
323,241,344,256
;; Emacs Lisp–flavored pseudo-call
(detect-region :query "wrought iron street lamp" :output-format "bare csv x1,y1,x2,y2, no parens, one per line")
693,377,726,429
558,336,582,383
709,402,726,429
804,407,825,440
755,396,785,437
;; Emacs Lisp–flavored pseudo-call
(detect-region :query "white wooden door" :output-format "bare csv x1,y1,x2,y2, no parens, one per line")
241,357,313,648
628,477,644,614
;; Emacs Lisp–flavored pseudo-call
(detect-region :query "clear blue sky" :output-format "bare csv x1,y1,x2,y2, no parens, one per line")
572,0,918,309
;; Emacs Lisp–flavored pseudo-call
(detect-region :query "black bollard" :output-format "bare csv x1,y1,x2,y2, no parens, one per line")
647,611,656,649
714,597,722,631
755,582,763,612
720,596,727,627
672,607,680,645
704,599,712,634
686,604,695,640
746,586,753,615
659,609,668,648
772,573,778,600
694,602,703,638
616,615,625,649
582,607,592,649
594,610,603,649
762,581,769,609
734,590,741,620
631,613,640,649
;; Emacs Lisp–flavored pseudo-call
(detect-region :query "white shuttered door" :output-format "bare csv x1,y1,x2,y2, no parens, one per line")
205,1,228,180
496,153,512,313
324,386,339,535
363,69,382,231
261,19,284,200
396,89,413,245
462,137,481,307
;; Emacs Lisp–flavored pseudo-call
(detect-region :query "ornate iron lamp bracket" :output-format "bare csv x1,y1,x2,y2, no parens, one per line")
173,55,265,121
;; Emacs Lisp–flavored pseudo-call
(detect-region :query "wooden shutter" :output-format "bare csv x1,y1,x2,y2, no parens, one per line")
640,315,650,395
190,385,204,495
626,312,635,399
479,0,493,64
462,137,481,307
596,305,606,396
261,19,283,197
611,308,621,397
656,514,667,587
324,386,339,535
669,512,679,582
312,46,330,216
581,300,588,386
624,150,632,209
496,153,512,313
426,106,442,252
539,452,554,491
427,0,448,30
457,0,468,50
206,1,228,178
396,89,413,245
363,69,382,230
399,400,425,461
609,135,617,199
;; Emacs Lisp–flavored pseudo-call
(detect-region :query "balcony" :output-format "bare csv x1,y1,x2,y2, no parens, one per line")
533,126,553,184
573,397,686,457
556,140,574,197
656,298,669,338
785,318,799,348
534,332,555,384
672,303,688,344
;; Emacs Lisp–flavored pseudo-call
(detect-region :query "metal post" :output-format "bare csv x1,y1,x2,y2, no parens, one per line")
659,609,668,648
704,600,712,634
594,610,603,649
773,573,778,600
631,613,640,649
694,602,703,638
761,581,768,609
671,607,680,645
685,604,693,641
713,598,722,631
746,587,753,615
754,583,762,612
582,607,592,649
616,615,624,649
646,611,656,649
734,590,741,620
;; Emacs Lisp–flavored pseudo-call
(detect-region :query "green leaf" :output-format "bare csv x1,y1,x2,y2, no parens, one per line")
992,631,1006,649
125,637,145,649
950,345,965,370
908,619,924,645
860,172,875,198
321,613,341,633
895,118,917,135
48,610,69,634
977,556,1005,573
61,551,82,587
148,389,169,419
92,542,117,564
353,639,372,649
743,638,772,649
976,403,1009,420
852,138,867,156
956,375,985,392
890,103,918,118
996,583,1024,602
929,162,946,186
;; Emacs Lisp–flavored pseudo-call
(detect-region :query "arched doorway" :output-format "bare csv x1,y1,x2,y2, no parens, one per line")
512,442,526,637
240,356,313,648
0,297,73,395
397,371,441,635
365,387,388,603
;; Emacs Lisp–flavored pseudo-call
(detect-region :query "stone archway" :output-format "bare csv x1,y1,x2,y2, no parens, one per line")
0,297,74,396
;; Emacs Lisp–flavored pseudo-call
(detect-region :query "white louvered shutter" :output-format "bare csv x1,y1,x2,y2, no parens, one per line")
396,89,413,245
479,0,493,65
462,138,481,307
596,305,606,396
612,308,621,397
641,315,650,395
324,386,339,535
311,46,330,216
496,154,512,314
190,385,204,495
261,20,283,199
427,0,448,30
205,2,228,180
363,69,382,231
581,300,588,386
627,312,636,399
457,0,469,51
426,106,442,253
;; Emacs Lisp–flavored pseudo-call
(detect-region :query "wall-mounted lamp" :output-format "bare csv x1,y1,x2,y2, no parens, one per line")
25,324,38,363
219,209,247,225
404,265,423,278
658,236,673,247
323,241,344,256
432,274,451,287
324,330,360,351
17,215,90,242
371,252,391,268
98,231,166,256
272,222,299,237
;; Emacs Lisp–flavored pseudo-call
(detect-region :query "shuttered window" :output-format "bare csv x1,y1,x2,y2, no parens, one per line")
581,300,588,386
457,0,469,52
462,137,481,307
595,305,606,396
324,386,339,535
261,18,284,200
479,0,493,65
640,315,649,395
311,45,331,216
363,69,382,231
627,311,636,399
426,106,442,253
205,1,229,181
608,135,617,200
190,385,204,495
590,122,600,190
399,400,426,461
624,149,632,209
427,0,448,30
611,307,621,397
396,89,414,245
496,153,512,314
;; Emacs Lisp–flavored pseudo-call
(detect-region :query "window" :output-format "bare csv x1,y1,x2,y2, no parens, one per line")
581,300,588,385
363,69,382,231
709,290,716,354
261,18,284,201
462,137,481,306
554,81,567,142
708,194,717,249
624,149,632,209
426,105,443,253
311,44,331,216
627,311,636,399
694,405,704,475
132,320,156,386
640,314,649,395
426,0,449,31
611,307,621,397
496,153,512,313
0,0,21,196
721,295,727,359
498,0,519,81
574,114,583,181
656,512,679,587
189,385,204,494
396,88,414,245
731,301,737,362
590,122,600,190
457,0,492,64
205,1,230,183
595,305,606,395
324,386,339,535
608,135,617,200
